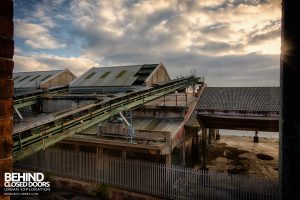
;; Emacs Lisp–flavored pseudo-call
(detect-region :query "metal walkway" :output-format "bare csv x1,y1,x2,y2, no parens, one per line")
13,76,202,161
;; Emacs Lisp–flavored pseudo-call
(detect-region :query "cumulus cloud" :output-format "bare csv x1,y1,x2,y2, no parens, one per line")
15,20,66,49
14,0,282,86
14,53,99,76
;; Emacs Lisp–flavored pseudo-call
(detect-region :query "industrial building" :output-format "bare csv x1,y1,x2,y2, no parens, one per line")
11,63,280,199
12,63,203,166
13,68,76,93
58,90,203,166
69,63,170,93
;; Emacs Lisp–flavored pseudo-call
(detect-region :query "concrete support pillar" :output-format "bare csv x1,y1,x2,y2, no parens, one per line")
280,1,300,199
165,154,171,167
216,129,220,140
121,150,126,159
208,128,215,145
254,131,259,143
201,128,208,171
0,1,14,199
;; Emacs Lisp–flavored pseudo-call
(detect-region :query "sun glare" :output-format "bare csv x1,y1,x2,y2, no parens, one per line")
246,38,281,54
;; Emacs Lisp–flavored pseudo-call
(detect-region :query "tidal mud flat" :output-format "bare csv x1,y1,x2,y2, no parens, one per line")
205,135,279,181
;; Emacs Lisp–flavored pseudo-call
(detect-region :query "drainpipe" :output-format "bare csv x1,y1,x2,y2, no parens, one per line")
0,1,14,199
280,0,300,199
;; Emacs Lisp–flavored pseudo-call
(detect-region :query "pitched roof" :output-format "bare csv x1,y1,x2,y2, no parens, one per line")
70,64,159,87
13,70,64,88
186,87,280,128
197,87,280,112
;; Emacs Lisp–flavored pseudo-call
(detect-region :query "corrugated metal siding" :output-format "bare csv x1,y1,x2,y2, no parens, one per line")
185,111,200,127
13,70,64,88
71,65,140,87
197,87,279,112
40,71,76,88
132,118,183,133
70,64,159,87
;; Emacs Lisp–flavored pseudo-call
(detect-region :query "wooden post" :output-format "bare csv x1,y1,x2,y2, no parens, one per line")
254,130,259,143
165,154,171,167
0,1,14,199
216,129,220,140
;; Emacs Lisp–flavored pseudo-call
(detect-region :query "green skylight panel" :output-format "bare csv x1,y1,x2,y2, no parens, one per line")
30,75,41,82
100,71,111,79
40,75,52,81
85,72,96,79
115,70,127,78
19,75,30,82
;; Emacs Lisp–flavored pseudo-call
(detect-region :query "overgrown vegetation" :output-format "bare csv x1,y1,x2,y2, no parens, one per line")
93,183,109,199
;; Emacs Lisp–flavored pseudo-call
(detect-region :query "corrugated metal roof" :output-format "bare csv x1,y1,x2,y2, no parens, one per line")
70,64,159,87
186,87,279,128
132,118,183,133
197,87,280,112
13,70,64,88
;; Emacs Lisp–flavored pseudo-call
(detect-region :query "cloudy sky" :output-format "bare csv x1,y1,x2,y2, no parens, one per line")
14,0,281,86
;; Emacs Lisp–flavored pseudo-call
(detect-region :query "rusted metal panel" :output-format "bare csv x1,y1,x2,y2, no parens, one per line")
0,58,14,79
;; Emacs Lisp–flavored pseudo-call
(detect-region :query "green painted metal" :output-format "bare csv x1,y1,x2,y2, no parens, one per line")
14,99,38,109
13,88,68,109
13,76,201,161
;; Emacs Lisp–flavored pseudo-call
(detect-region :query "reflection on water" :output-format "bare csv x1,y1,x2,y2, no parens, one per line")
220,129,279,138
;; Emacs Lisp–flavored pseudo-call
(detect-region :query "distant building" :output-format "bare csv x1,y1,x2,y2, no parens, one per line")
69,63,171,94
13,69,76,93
